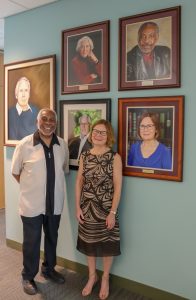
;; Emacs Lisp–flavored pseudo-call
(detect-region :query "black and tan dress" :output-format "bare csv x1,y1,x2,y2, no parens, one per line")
77,149,121,257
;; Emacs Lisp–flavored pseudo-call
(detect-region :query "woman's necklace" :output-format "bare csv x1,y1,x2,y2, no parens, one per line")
141,140,159,158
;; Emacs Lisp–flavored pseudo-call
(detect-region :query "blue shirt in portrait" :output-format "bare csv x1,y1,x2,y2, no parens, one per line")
8,104,38,140
127,141,172,170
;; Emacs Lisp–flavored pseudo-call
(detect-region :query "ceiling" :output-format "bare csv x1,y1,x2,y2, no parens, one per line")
0,0,59,50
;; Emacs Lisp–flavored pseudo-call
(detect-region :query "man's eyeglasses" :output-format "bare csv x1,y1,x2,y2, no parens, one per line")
92,129,107,136
80,123,89,126
139,124,155,130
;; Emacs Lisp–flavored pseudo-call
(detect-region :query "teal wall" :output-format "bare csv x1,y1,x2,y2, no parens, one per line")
4,0,196,299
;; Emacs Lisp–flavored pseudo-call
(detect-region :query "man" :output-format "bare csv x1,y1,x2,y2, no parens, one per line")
127,21,171,81
68,114,92,160
9,76,39,140
11,108,69,295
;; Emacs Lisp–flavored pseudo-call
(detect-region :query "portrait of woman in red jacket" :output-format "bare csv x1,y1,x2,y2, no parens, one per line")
69,35,102,86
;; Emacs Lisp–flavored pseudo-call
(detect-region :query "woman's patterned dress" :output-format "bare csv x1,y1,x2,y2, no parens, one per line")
77,149,121,257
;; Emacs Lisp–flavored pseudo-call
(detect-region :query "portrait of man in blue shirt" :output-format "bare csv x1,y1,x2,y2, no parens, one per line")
8,76,39,140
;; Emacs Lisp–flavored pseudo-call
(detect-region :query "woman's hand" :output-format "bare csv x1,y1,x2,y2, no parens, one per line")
90,73,98,79
88,51,99,64
106,213,116,230
76,207,85,224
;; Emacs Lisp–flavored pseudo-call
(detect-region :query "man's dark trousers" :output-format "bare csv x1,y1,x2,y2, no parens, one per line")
21,214,61,280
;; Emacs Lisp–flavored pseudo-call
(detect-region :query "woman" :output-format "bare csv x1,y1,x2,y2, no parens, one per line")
128,112,172,169
75,119,122,300
69,36,102,85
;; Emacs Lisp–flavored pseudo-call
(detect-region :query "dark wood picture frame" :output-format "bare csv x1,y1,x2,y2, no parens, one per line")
62,20,110,94
119,6,181,90
60,98,111,169
4,55,56,146
118,96,184,181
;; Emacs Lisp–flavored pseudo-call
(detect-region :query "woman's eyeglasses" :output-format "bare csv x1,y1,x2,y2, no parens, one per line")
92,129,107,136
139,124,155,130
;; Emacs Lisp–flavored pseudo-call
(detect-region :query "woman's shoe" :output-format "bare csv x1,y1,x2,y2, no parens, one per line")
82,273,98,296
99,275,109,300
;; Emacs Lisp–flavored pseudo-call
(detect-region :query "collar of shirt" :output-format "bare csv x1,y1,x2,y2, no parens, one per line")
142,52,154,65
16,103,32,115
33,130,60,147
80,132,90,140
77,133,90,159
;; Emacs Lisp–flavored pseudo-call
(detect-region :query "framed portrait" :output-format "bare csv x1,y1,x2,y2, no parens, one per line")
118,96,184,181
60,99,111,169
119,6,181,90
61,20,109,94
4,55,56,146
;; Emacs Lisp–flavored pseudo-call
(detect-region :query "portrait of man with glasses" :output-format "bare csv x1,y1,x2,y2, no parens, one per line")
68,114,92,162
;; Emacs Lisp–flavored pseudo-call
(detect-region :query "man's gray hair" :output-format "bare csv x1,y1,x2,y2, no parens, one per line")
76,36,94,52
37,108,57,121
15,76,30,98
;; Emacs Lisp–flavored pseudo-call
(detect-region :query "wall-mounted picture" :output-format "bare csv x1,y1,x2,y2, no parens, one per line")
4,55,56,146
62,20,109,94
118,96,184,181
60,99,111,169
119,6,181,90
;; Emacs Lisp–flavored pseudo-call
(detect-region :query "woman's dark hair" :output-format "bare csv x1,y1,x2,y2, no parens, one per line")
89,119,115,148
137,112,160,139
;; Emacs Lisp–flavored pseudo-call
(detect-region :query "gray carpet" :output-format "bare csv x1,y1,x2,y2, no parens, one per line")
0,209,150,300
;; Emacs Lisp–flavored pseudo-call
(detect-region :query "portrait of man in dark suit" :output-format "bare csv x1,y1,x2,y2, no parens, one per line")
127,21,171,81
68,114,92,160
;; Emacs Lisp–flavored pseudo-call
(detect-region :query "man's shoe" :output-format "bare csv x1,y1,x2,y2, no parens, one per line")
41,269,65,284
22,279,38,295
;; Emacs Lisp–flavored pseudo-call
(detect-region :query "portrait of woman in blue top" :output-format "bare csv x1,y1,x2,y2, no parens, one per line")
128,112,172,170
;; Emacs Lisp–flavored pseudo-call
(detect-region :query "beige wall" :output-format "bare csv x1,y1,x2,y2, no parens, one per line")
0,52,5,208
